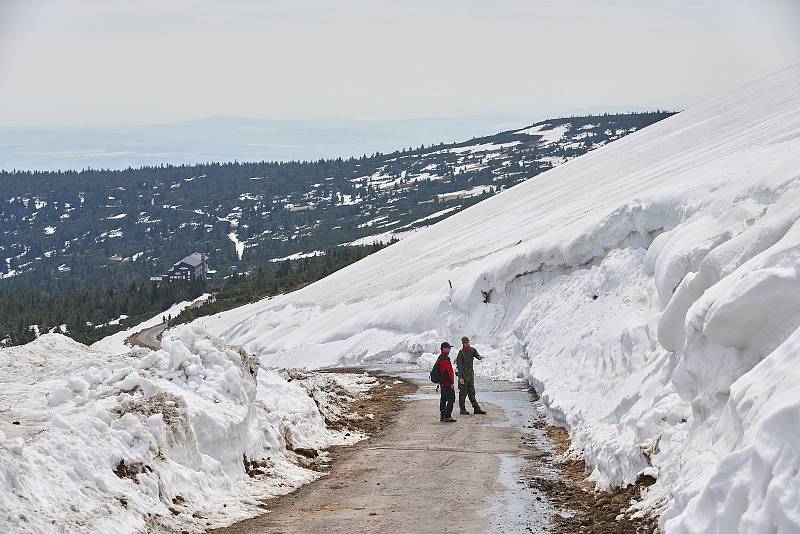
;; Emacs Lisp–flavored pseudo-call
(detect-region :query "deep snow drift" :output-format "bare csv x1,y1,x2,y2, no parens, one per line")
0,328,377,533
194,65,800,532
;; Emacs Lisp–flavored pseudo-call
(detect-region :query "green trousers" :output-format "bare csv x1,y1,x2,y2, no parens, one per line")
458,379,480,410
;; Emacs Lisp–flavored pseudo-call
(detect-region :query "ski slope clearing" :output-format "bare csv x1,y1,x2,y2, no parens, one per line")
0,328,378,533
197,65,800,531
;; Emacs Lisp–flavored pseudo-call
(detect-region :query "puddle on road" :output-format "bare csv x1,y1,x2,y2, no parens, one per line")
367,363,560,533
483,454,552,533
475,377,556,533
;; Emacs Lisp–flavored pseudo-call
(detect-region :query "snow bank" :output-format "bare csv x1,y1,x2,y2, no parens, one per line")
0,329,376,533
196,66,800,530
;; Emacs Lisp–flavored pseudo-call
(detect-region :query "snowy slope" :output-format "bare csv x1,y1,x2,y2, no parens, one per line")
0,112,663,291
196,65,800,531
0,328,377,533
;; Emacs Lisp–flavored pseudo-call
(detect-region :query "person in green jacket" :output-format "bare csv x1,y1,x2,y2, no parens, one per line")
456,336,487,415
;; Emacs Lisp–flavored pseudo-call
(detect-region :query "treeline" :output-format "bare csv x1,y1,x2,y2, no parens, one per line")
0,242,390,347
0,278,207,346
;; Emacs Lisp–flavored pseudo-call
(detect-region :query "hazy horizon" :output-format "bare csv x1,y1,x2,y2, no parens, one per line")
1,1,797,170
0,114,525,171
1,1,798,126
1,111,656,171
0,106,676,171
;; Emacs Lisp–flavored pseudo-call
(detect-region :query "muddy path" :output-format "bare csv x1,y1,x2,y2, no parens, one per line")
126,322,167,350
128,299,208,351
209,368,658,534
211,372,554,534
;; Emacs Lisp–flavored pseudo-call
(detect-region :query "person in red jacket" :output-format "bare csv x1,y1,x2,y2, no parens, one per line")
437,342,457,422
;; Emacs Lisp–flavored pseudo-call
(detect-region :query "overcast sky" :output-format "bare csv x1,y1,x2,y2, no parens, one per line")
0,0,798,126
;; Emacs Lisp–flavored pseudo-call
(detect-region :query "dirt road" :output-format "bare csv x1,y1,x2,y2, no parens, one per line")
128,298,208,351
212,374,552,534
127,322,167,350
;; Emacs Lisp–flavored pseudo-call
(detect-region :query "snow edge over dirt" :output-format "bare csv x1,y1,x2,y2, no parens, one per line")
0,326,377,533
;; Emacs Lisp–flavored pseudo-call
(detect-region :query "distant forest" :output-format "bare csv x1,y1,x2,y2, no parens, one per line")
0,243,389,346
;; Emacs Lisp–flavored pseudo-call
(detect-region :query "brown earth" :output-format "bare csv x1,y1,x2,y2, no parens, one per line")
524,395,659,534
127,322,167,350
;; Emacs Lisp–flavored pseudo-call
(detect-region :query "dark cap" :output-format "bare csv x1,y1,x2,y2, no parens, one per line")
440,341,453,349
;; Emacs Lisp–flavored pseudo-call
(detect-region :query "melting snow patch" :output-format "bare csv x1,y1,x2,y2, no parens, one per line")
228,231,245,260
269,251,325,262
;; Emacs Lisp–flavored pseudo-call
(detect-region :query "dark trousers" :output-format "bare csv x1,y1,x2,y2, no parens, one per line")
440,386,455,420
459,379,480,410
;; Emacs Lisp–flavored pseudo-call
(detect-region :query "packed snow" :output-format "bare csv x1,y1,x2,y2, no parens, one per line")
94,314,129,329
339,207,463,247
193,65,800,531
402,206,461,227
269,250,325,262
0,328,377,533
341,228,418,247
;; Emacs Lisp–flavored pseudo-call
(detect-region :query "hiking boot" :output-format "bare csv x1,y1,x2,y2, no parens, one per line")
473,408,487,415
460,409,471,415
443,417,458,423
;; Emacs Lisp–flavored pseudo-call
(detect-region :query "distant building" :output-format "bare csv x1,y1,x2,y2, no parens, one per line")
160,252,210,281
286,203,316,212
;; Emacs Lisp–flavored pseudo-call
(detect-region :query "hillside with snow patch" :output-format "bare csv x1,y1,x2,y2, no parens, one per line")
0,112,667,288
193,65,800,531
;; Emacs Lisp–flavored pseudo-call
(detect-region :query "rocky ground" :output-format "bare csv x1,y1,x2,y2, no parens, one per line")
524,392,659,534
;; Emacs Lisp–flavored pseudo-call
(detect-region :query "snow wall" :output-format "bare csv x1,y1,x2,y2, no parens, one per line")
195,65,800,532
0,328,375,532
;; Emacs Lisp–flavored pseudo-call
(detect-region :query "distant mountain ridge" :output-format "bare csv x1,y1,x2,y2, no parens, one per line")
0,115,525,172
